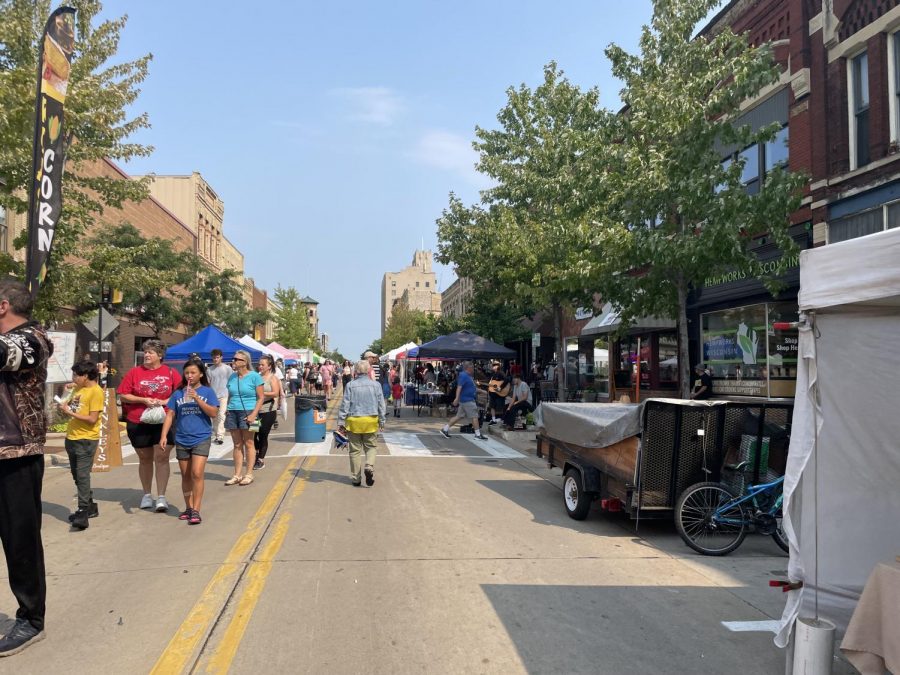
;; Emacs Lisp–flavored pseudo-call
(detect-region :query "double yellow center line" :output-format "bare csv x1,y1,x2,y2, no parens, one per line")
151,395,340,674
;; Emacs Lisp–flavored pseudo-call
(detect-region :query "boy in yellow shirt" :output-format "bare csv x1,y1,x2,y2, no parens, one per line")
58,361,104,530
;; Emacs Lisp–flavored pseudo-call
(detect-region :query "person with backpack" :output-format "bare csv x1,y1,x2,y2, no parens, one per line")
159,359,219,525
118,339,181,513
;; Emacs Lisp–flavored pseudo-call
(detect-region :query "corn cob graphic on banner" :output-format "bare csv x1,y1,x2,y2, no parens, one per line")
25,6,76,299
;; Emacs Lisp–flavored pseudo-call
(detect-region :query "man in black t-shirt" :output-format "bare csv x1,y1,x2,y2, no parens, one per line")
486,362,511,425
690,364,713,400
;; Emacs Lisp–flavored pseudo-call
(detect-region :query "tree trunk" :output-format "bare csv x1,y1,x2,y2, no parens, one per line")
553,301,566,401
676,276,691,399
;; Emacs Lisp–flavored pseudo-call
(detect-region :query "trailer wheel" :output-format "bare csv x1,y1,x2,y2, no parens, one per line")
563,468,592,520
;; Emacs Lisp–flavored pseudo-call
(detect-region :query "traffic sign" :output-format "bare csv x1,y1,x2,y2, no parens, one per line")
83,307,119,340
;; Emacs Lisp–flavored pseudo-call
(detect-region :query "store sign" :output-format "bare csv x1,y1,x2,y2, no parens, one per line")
703,254,800,289
574,307,594,320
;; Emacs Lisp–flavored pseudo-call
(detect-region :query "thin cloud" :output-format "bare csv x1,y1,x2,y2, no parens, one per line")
411,130,491,188
329,86,404,126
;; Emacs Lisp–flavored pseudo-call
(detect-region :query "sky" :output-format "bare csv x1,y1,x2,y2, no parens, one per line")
99,0,724,357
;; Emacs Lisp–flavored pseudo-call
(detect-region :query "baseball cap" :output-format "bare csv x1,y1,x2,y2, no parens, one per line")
363,350,377,358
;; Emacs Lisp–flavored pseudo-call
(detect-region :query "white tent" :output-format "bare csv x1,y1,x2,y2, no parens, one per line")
238,335,281,361
776,227,900,647
380,342,418,362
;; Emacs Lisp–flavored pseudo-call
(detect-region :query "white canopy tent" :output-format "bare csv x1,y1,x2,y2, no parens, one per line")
380,342,418,362
238,335,281,360
776,227,900,647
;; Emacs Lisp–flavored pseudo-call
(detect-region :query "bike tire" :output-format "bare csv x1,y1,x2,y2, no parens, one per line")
675,481,747,556
772,512,789,554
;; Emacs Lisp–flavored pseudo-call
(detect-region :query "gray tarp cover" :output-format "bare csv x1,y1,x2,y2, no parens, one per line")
535,398,732,449
535,402,643,448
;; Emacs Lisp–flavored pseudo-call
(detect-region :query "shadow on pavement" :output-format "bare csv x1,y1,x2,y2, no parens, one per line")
480,584,783,675
90,487,145,515
41,500,72,525
299,468,355,488
476,479,632,533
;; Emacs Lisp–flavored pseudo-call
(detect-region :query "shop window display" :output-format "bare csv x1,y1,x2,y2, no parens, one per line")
701,302,798,398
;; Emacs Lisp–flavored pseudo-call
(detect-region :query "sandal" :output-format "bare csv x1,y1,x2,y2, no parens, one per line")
239,474,254,486
178,509,192,521
224,475,242,486
189,511,202,525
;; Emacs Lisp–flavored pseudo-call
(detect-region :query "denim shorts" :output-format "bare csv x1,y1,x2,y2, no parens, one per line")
176,439,211,460
225,409,251,431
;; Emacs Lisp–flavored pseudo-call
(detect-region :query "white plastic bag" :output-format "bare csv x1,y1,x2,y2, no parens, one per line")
139,405,166,425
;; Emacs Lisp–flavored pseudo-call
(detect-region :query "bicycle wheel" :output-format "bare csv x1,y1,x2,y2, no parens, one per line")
771,510,789,553
675,482,747,556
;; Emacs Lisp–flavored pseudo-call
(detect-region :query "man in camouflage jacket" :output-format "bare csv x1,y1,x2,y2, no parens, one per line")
0,279,52,657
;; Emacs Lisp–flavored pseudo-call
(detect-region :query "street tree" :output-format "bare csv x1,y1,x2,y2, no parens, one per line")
381,306,439,352
272,285,315,349
84,223,194,336
437,63,625,398
0,0,153,321
181,268,269,337
603,0,806,396
364,338,384,358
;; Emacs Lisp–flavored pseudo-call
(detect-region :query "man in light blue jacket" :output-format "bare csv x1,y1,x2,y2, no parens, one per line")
338,360,386,487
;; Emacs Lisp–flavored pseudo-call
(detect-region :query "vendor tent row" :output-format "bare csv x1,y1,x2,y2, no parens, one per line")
164,325,323,365
380,331,515,361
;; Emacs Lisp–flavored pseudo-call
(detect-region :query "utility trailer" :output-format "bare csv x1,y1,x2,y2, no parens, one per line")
536,399,792,523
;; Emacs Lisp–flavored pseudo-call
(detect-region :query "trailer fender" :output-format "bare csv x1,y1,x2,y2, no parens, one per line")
562,460,603,495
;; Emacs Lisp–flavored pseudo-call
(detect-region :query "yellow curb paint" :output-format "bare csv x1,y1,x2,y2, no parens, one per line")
201,458,316,674
148,456,301,675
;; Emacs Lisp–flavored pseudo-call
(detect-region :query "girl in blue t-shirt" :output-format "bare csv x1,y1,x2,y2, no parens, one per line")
161,359,219,525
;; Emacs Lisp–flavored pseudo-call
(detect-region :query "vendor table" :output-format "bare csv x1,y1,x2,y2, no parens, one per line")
841,560,900,674
417,391,446,417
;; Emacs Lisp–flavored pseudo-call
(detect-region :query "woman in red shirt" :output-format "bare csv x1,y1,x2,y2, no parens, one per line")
118,340,180,513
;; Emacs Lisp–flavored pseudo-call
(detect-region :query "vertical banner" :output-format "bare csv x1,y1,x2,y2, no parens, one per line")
25,7,77,299
92,387,123,472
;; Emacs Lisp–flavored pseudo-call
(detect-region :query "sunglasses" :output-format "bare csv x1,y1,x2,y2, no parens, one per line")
232,358,246,363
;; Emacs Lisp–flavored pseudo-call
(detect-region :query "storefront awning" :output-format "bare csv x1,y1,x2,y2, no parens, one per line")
581,303,675,336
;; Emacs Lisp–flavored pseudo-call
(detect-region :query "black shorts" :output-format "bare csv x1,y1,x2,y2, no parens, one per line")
126,421,174,449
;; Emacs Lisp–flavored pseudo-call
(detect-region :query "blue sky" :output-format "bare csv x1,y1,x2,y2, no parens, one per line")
101,0,723,357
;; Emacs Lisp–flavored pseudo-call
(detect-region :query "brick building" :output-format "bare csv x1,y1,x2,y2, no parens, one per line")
681,0,900,400
2,158,199,376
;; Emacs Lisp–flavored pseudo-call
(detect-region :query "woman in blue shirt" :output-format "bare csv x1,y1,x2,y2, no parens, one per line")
224,350,264,486
160,359,219,524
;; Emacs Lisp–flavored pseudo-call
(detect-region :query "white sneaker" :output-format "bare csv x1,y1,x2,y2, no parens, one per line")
155,496,169,513
140,494,154,510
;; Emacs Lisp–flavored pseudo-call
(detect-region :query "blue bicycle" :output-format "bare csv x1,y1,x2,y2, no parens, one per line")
675,466,789,556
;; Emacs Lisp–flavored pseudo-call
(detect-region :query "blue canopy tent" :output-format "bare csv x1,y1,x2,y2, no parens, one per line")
413,331,516,360
165,325,262,363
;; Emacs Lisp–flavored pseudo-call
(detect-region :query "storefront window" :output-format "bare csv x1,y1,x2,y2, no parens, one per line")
593,338,609,395
565,338,579,390
658,334,678,387
701,302,798,397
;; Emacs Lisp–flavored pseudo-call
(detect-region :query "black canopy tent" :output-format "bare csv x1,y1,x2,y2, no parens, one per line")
415,330,515,360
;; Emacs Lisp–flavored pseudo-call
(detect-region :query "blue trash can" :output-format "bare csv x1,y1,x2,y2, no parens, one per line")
295,395,327,442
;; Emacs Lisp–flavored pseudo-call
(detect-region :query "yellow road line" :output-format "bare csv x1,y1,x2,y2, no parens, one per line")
149,456,301,675
201,458,316,674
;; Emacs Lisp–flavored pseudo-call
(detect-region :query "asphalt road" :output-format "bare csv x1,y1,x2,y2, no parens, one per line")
1,401,801,674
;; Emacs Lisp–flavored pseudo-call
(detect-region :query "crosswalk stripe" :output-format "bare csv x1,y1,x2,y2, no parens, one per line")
382,432,432,457
209,436,234,459
287,438,332,456
461,433,525,458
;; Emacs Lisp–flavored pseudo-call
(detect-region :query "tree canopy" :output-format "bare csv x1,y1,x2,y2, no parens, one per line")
602,0,806,394
0,0,153,321
272,285,315,349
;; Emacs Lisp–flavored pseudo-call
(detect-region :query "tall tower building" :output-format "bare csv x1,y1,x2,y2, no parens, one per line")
381,250,440,336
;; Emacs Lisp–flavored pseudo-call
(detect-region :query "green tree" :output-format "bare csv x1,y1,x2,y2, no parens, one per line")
364,338,384,358
437,63,625,398
0,0,153,321
181,268,268,337
84,223,194,336
272,285,314,348
603,0,806,396
381,306,440,352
